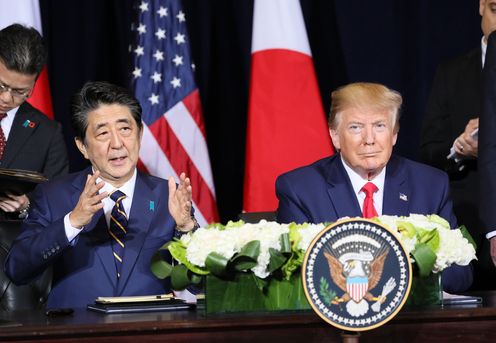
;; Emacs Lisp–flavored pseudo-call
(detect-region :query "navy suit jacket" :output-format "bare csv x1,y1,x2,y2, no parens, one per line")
1,102,68,179
479,32,496,234
5,168,176,308
276,154,472,293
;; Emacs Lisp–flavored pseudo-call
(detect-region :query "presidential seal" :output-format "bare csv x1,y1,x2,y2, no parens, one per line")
302,218,412,331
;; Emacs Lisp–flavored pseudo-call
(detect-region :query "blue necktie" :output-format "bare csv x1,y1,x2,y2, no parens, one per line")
109,190,127,278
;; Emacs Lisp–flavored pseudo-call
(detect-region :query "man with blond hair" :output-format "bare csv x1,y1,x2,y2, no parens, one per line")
276,82,472,293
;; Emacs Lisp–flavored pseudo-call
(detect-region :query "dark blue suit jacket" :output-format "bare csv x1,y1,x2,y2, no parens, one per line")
276,154,472,293
5,168,176,308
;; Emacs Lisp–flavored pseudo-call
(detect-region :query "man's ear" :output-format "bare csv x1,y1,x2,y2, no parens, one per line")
329,128,340,150
75,138,89,160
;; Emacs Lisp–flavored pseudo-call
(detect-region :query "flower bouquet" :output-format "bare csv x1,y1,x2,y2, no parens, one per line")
375,214,476,305
151,214,476,313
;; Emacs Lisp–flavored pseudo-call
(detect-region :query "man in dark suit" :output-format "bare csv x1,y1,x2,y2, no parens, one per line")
276,82,472,293
479,30,496,271
0,24,68,218
4,81,199,308
419,0,496,290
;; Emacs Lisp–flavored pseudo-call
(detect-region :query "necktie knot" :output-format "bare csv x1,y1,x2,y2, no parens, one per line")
361,182,378,218
110,190,126,203
0,113,6,121
361,182,378,196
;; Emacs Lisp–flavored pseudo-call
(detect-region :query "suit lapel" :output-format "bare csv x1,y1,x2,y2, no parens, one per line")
2,105,38,167
325,156,362,219
117,172,155,294
383,156,410,216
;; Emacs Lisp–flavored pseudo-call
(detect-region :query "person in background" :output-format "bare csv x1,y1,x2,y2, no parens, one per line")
419,0,496,290
4,81,199,309
276,82,473,293
0,23,68,219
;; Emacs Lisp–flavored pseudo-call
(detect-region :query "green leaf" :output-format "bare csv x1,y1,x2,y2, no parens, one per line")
232,240,260,271
225,220,245,228
458,225,477,250
205,252,230,276
168,240,209,275
281,249,305,280
150,251,174,279
397,221,416,238
279,233,291,253
411,243,437,277
252,273,268,291
170,264,194,290
267,248,287,273
417,228,440,253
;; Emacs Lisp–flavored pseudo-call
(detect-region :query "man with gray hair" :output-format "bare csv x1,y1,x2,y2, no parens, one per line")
0,23,68,219
276,82,473,293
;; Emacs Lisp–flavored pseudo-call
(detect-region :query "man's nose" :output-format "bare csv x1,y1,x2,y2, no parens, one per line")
109,130,123,148
363,126,375,144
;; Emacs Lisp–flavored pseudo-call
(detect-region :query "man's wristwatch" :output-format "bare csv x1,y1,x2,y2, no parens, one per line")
18,204,30,219
175,217,200,237
177,217,200,232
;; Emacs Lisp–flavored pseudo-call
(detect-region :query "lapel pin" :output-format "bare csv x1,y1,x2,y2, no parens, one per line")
399,193,408,201
22,120,37,128
149,201,155,211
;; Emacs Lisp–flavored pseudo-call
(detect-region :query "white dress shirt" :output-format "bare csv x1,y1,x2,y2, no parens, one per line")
0,106,20,140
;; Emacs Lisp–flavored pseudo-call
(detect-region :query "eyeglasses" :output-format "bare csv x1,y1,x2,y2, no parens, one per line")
0,82,32,101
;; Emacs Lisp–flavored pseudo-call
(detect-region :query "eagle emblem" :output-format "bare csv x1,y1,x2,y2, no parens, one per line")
324,246,396,317
302,219,411,331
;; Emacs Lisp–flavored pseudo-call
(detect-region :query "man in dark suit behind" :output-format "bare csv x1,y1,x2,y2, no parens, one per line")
4,81,199,308
276,82,473,293
0,24,68,219
419,0,496,290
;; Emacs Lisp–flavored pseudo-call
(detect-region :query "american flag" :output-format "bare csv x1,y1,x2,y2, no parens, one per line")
131,0,218,225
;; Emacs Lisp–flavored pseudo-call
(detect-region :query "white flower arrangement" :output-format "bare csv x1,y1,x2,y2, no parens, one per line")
375,214,476,274
151,214,476,289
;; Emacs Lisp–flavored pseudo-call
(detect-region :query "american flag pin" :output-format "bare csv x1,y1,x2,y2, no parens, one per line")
149,201,155,211
399,193,408,201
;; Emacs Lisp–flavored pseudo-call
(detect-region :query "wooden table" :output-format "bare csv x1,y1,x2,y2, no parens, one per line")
1,292,495,342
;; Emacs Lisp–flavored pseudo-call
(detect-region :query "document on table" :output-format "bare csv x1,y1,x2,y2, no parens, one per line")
442,292,482,305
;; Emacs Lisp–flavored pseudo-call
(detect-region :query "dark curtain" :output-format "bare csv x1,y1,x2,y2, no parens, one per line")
39,0,480,223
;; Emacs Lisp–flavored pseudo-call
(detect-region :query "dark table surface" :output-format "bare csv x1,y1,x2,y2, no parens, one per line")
0,291,495,342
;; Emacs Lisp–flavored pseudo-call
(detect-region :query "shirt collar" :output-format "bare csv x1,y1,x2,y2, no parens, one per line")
340,155,386,195
6,105,19,118
97,168,137,200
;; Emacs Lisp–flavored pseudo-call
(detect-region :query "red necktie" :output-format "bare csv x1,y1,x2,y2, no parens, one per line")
361,182,378,218
0,113,7,160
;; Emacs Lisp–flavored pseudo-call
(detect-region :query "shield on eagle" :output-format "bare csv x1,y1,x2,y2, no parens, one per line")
346,276,368,303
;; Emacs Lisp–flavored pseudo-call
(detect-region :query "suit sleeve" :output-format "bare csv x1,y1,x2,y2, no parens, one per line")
42,121,69,180
275,174,311,224
4,186,71,285
442,264,473,293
